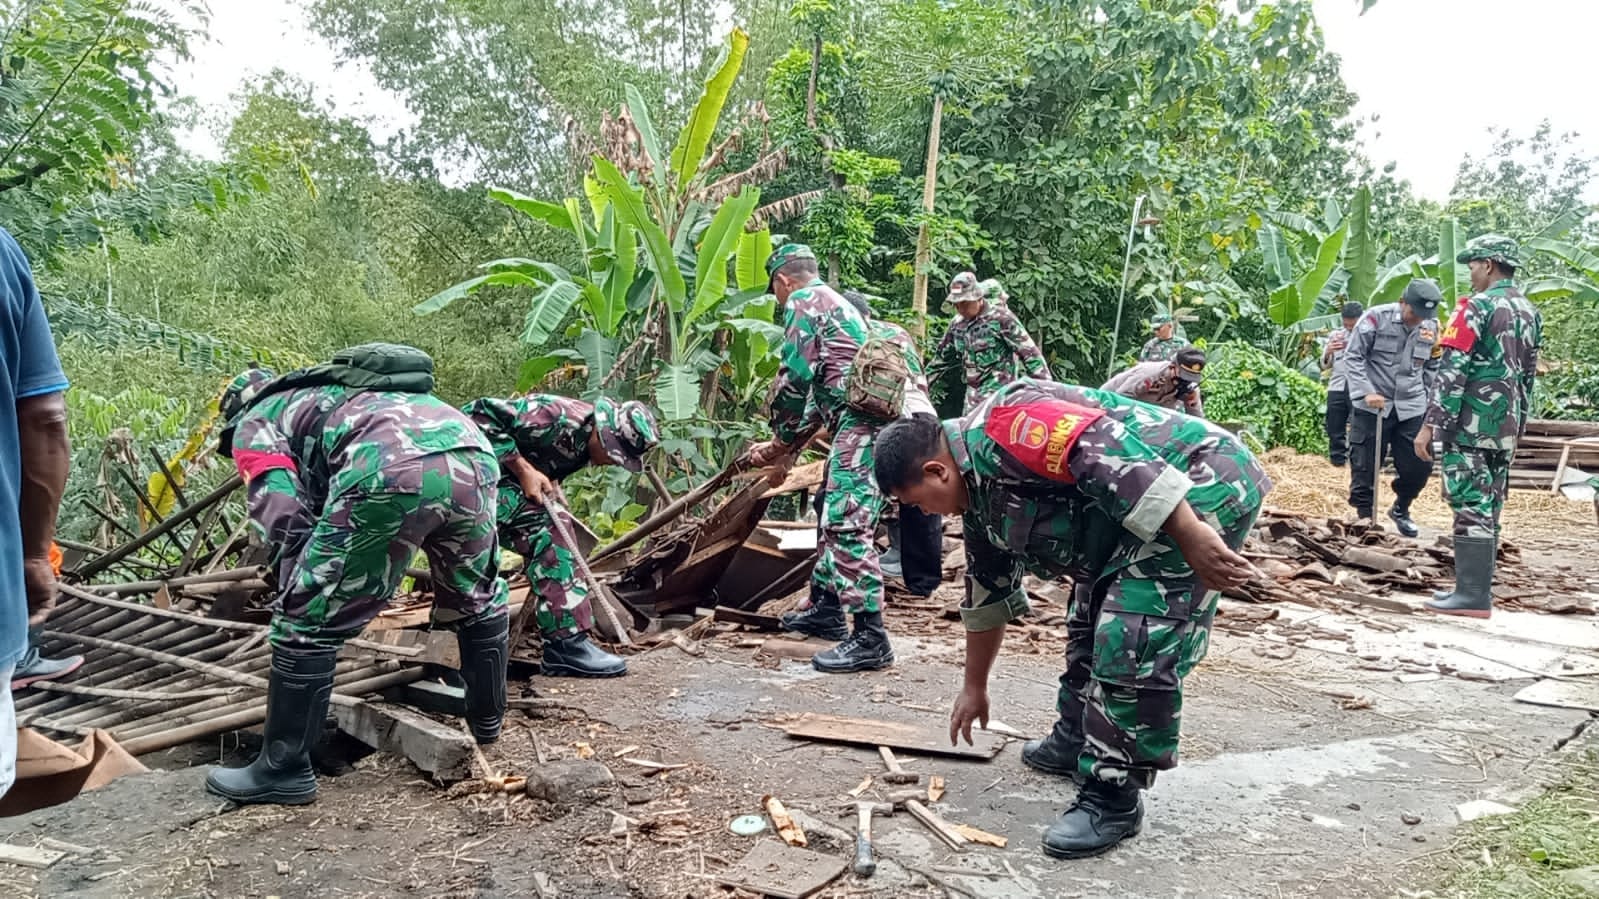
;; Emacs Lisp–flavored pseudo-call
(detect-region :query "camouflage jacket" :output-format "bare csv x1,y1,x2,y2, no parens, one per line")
1101,360,1204,417
926,302,1051,413
462,395,595,484
231,387,492,580
769,278,869,443
799,318,935,426
1139,336,1185,362
1343,302,1440,419
951,380,1271,632
1425,280,1542,450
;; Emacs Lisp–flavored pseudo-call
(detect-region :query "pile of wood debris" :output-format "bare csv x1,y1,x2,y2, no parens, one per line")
1229,510,1595,616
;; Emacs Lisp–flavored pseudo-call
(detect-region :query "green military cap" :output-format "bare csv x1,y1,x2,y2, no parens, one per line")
978,278,1008,303
216,368,277,459
1150,313,1173,328
765,243,817,290
1456,234,1521,269
944,271,982,310
593,397,660,472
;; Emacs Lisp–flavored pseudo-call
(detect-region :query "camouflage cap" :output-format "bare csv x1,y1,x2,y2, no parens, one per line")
593,397,660,472
1150,313,1174,328
765,243,817,290
1456,234,1521,269
1173,347,1206,382
944,271,983,310
978,278,1008,303
216,368,277,459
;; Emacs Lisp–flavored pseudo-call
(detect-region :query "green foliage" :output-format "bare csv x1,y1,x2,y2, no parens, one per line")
1201,342,1328,454
1534,362,1599,422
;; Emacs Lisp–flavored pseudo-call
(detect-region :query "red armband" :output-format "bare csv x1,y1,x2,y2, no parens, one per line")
233,449,297,483
1440,298,1476,352
984,400,1106,482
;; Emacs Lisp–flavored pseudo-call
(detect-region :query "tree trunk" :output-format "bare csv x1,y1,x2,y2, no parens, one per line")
910,93,945,339
806,35,821,132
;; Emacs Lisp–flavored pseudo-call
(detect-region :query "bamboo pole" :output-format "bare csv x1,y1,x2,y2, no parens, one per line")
76,474,243,578
86,566,265,596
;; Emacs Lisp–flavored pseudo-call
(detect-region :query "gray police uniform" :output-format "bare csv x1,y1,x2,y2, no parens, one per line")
1341,301,1440,517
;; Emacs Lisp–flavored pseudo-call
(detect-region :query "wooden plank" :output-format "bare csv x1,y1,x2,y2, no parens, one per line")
712,606,782,630
0,844,66,868
779,712,1006,760
333,701,476,782
1514,679,1599,713
717,840,846,899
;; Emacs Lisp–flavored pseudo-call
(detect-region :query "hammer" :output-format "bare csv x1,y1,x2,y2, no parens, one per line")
878,746,920,784
847,800,894,877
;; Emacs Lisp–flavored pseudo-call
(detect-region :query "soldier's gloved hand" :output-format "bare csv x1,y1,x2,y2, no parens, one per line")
1413,424,1435,463
949,686,990,747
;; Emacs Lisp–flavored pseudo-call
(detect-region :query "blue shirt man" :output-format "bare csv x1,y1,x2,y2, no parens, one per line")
0,227,71,798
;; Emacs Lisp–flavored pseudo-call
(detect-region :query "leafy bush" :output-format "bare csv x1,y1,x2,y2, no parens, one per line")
1202,341,1329,454
1535,361,1599,421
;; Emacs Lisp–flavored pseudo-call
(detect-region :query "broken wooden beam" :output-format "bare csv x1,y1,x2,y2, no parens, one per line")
713,606,783,630
333,701,476,782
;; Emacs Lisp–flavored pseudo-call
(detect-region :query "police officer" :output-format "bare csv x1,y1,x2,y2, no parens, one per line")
873,379,1268,859
1102,347,1206,417
1418,235,1542,618
1342,281,1442,536
1322,301,1364,467
1139,314,1184,362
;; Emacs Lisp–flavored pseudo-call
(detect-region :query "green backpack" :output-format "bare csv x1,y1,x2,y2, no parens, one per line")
846,335,910,420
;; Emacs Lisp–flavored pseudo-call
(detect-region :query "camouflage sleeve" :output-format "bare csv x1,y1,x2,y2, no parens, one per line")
959,510,1030,632
1521,308,1544,437
464,395,585,468
245,467,313,587
1343,312,1379,401
999,310,1051,379
1066,417,1195,543
1426,299,1485,430
768,312,816,445
924,324,959,398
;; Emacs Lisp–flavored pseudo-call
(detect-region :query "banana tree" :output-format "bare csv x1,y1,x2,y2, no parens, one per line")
416,29,788,473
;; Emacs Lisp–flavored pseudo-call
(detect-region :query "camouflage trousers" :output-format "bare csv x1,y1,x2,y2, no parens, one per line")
1441,443,1511,539
814,413,887,614
497,486,593,639
1056,455,1269,789
271,451,509,648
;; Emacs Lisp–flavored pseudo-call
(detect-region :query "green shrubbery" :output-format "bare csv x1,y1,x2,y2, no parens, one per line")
1201,341,1329,455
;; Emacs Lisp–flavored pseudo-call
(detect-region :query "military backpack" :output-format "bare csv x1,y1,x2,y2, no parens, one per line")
846,336,910,420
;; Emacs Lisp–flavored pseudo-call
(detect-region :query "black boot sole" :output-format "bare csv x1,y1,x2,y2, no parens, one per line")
541,662,628,678
811,651,895,673
205,775,318,806
1041,825,1141,859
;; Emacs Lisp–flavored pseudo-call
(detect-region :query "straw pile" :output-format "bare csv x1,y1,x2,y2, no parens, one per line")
1260,448,1592,539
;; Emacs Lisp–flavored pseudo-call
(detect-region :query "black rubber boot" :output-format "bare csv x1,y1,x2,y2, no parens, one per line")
542,632,627,678
1041,778,1145,859
456,613,509,743
1022,716,1085,779
205,644,336,805
1387,502,1419,538
781,587,849,641
1425,535,1496,619
812,611,894,673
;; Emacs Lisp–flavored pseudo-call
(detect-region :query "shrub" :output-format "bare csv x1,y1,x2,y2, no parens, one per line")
1202,341,1329,455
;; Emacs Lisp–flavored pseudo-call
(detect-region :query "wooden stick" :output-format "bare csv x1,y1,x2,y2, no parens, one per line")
87,566,265,596
904,799,968,850
111,465,189,556
203,514,253,575
587,454,752,565
176,492,228,576
529,495,632,647
81,499,140,544
148,447,193,510
77,474,243,578
30,680,243,702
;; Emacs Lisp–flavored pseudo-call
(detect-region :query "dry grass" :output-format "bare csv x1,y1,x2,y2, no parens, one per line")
1260,447,1593,539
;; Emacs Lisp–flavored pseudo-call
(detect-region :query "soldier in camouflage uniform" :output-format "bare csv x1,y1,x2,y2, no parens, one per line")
1102,347,1207,417
874,379,1269,859
926,271,1052,414
749,245,898,673
463,395,658,677
1419,236,1543,618
1139,314,1185,362
207,349,510,806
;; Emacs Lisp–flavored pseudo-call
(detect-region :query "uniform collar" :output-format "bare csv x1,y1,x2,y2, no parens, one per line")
944,419,974,478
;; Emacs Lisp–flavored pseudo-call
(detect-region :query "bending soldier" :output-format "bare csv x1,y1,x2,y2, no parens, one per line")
463,395,659,676
208,345,509,806
874,379,1268,859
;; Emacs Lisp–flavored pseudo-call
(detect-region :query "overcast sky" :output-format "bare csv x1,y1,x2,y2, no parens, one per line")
171,0,1594,202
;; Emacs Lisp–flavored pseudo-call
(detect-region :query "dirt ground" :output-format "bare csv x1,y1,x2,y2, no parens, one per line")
5,512,1599,899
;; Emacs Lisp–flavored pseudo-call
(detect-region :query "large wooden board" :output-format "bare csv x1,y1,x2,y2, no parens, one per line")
1514,678,1599,713
779,712,1006,760
716,840,845,899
